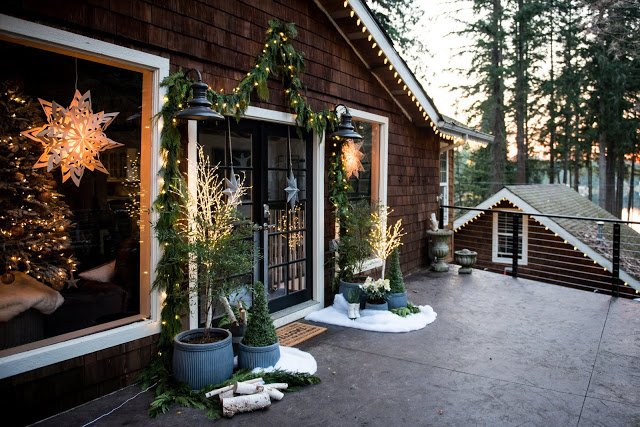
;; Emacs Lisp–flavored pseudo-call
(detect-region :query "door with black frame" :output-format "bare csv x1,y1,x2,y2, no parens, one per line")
198,118,313,316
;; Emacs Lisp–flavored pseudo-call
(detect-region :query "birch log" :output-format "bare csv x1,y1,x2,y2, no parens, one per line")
205,378,263,398
233,382,264,395
263,383,288,391
222,392,271,418
221,296,237,326
264,387,284,401
218,390,234,403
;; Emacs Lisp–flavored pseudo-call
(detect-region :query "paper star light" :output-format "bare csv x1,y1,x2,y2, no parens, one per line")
22,90,122,186
285,169,300,210
342,139,366,179
223,166,241,201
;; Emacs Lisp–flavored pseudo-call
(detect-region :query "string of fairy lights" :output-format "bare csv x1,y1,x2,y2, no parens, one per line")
453,198,637,293
342,1,458,143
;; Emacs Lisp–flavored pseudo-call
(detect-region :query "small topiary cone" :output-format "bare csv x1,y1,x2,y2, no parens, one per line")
242,281,279,347
387,248,405,294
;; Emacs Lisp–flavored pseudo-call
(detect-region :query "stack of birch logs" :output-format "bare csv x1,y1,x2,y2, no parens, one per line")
205,377,289,418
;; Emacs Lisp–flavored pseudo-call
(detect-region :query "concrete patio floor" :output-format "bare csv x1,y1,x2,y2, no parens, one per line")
33,267,640,426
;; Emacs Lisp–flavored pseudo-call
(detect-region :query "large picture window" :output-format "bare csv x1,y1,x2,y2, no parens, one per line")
440,152,449,225
0,38,153,355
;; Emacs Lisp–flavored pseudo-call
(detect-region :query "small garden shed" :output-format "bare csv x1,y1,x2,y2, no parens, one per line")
453,184,640,297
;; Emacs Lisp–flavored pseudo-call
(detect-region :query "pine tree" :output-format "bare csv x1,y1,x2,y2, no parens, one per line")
387,248,405,294
242,282,279,347
0,83,77,289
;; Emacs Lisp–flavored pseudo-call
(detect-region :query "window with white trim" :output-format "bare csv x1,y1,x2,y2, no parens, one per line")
439,152,448,225
0,16,166,370
492,211,528,265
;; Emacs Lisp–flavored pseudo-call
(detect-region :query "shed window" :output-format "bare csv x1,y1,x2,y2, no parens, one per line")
492,211,528,265
439,152,448,225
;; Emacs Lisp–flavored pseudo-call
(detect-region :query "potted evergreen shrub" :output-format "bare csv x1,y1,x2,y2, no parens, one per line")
386,248,407,309
238,281,281,369
173,147,257,390
336,199,374,308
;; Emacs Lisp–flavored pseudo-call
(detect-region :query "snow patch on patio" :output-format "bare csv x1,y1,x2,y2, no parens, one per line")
249,346,318,375
305,294,437,332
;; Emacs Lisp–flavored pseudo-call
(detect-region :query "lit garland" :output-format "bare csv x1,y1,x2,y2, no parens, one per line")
141,19,346,388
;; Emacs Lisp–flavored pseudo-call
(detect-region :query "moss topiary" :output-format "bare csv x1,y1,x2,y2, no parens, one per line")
242,282,279,347
387,248,405,294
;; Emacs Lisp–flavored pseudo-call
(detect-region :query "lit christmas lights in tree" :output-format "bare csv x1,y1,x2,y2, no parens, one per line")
0,84,77,288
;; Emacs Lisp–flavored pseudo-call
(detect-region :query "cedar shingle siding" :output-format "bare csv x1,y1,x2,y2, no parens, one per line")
0,1,441,422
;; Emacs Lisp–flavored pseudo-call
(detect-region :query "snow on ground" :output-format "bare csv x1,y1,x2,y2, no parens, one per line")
305,294,437,332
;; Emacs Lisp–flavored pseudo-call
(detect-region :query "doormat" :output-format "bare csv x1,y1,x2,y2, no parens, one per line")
277,322,326,347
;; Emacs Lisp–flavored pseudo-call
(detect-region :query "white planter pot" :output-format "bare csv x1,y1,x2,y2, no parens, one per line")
347,303,361,320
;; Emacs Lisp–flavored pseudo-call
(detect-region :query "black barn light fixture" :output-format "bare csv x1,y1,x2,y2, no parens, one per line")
330,104,363,141
173,69,224,121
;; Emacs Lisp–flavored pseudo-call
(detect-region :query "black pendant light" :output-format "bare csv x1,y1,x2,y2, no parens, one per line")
173,69,224,121
329,105,363,140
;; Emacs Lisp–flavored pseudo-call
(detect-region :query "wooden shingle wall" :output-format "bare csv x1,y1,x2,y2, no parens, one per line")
0,0,441,419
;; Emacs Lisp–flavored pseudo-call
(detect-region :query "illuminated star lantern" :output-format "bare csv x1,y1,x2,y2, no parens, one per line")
22,90,122,186
342,140,366,179
223,166,241,201
285,169,300,211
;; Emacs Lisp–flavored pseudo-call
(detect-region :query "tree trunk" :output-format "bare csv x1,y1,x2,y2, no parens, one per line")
587,152,593,201
615,155,625,218
628,156,636,220
573,148,580,191
515,0,527,184
605,144,616,214
598,99,607,209
548,5,556,184
491,0,506,194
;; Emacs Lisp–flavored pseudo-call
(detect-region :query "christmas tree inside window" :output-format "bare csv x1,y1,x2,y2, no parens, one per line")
0,40,148,352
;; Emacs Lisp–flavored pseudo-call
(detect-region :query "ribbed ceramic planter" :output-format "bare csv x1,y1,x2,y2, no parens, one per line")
223,324,247,356
386,292,407,309
339,279,366,309
173,328,233,390
365,301,389,311
238,340,281,369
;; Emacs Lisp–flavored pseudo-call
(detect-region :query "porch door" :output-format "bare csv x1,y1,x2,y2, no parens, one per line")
198,119,313,313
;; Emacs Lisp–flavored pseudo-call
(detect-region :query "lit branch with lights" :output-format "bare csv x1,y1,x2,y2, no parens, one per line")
370,206,406,280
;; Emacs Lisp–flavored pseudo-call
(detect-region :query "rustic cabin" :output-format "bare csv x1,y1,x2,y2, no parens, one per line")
0,0,491,423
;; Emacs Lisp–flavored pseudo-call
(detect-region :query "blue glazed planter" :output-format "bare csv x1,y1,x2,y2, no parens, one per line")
238,340,281,369
339,279,367,309
386,292,407,309
365,301,389,311
173,328,233,390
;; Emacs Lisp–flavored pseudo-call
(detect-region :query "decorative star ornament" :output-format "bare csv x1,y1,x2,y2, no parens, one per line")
65,271,79,289
284,169,300,211
342,139,366,179
22,90,122,186
223,166,240,200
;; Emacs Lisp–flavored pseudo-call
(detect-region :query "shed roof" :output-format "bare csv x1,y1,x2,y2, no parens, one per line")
453,184,640,291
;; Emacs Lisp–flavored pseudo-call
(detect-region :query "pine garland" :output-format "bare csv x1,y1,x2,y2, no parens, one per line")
140,19,331,405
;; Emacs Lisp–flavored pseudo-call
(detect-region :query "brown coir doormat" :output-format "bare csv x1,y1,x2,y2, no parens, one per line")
276,322,327,347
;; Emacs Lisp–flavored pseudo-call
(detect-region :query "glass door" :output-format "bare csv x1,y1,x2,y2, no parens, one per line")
198,119,312,314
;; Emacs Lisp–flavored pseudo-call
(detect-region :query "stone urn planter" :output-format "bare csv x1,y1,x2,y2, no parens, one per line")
454,249,478,274
173,328,234,390
427,229,454,272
